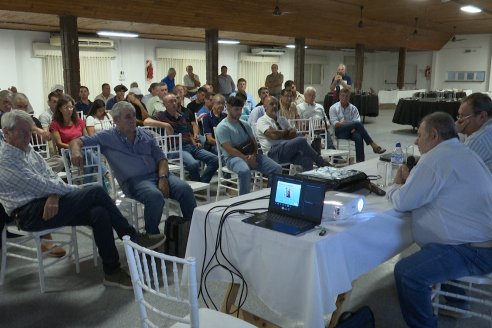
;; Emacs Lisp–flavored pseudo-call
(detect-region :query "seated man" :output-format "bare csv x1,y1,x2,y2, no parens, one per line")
329,88,385,162
455,92,492,173
388,112,492,328
151,94,218,183
297,86,336,150
248,87,269,126
0,110,164,289
69,101,196,237
256,96,329,171
216,96,282,195
202,94,227,154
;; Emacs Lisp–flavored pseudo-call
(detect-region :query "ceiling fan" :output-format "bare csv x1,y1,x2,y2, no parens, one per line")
272,0,288,16
451,26,466,42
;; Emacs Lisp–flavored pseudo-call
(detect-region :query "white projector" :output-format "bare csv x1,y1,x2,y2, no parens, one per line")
322,191,365,221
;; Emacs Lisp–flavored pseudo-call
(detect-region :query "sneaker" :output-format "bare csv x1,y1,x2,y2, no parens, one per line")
103,268,133,290
136,233,166,250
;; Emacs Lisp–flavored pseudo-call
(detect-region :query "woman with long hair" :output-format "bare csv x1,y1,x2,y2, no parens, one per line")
86,99,113,135
50,95,88,151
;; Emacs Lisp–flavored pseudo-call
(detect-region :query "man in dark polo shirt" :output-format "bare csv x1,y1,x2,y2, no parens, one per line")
202,94,227,154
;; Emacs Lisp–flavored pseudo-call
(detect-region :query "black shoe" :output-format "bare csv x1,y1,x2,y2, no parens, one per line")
136,233,166,250
103,268,133,290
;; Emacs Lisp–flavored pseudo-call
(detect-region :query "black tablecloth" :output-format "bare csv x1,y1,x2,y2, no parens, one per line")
392,99,461,128
323,94,379,118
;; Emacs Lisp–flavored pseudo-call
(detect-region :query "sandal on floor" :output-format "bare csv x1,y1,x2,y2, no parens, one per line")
373,146,386,154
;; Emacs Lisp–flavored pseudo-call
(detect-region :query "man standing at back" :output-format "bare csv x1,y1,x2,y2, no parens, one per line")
455,92,492,173
161,68,176,93
388,112,492,328
183,65,201,98
217,66,235,98
330,63,352,102
265,64,283,99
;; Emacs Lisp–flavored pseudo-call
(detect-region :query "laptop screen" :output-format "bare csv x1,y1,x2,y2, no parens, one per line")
269,174,326,224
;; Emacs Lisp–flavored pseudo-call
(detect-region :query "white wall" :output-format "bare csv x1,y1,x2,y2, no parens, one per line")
1,29,491,116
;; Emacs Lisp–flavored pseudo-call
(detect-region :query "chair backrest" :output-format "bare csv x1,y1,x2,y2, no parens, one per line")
30,133,50,159
309,117,332,150
288,118,311,135
123,236,199,328
61,145,104,187
213,127,227,173
162,133,185,179
140,126,166,149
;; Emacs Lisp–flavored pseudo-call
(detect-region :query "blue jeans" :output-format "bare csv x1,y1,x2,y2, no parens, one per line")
394,243,492,328
15,186,136,275
182,143,219,183
267,136,324,171
226,154,282,195
121,173,196,234
335,122,373,162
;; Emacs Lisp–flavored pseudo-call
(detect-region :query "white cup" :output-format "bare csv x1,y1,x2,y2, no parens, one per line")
377,161,391,187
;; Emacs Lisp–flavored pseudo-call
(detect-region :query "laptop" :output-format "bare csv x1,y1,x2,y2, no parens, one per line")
242,174,326,235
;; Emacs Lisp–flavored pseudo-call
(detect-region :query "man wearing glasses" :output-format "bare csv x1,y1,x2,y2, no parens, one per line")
455,92,492,173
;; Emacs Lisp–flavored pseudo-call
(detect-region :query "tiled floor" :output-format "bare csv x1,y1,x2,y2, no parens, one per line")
1,109,489,327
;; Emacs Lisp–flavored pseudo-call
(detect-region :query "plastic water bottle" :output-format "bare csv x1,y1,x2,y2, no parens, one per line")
390,142,404,183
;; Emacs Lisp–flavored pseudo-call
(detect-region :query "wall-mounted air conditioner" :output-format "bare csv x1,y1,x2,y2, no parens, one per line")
49,36,115,49
251,48,286,56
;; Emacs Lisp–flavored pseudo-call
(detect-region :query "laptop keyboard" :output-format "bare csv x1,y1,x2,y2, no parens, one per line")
267,213,312,229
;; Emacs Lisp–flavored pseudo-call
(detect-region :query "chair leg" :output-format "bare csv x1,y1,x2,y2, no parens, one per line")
34,234,46,293
0,226,7,285
216,179,222,202
91,235,98,267
71,227,80,274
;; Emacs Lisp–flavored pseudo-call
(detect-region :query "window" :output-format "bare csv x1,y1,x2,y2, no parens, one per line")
446,71,485,82
304,64,323,85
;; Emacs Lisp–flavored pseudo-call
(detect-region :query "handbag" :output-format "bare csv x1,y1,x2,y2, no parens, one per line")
234,121,255,155
336,306,375,328
163,216,191,258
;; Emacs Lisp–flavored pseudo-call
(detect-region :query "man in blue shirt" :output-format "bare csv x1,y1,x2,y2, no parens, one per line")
330,64,352,102
69,101,196,237
161,68,176,93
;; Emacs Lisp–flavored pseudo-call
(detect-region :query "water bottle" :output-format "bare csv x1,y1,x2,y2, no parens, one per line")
390,142,404,183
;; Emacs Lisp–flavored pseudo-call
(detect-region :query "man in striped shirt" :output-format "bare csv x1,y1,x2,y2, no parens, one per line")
456,92,492,173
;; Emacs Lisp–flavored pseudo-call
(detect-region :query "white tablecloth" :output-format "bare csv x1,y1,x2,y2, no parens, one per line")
185,159,414,327
378,89,426,105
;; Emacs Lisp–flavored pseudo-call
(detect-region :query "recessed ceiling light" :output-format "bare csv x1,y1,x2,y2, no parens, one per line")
460,5,482,13
97,31,139,38
218,40,240,44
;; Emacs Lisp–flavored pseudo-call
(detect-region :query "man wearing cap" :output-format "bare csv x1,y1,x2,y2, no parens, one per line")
106,85,127,110
50,84,64,94
75,86,92,115
161,68,176,93
146,83,168,117
142,82,159,105
94,83,115,105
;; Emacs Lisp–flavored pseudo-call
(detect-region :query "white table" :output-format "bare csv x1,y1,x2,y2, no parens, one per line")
185,158,414,327
378,89,426,105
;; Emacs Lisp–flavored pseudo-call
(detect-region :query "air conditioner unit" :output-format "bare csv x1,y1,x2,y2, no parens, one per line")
49,36,115,49
251,48,286,56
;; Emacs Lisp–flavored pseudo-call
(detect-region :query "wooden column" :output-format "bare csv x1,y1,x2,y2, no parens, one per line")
397,47,406,90
59,15,80,100
294,38,305,93
354,43,365,92
205,29,219,92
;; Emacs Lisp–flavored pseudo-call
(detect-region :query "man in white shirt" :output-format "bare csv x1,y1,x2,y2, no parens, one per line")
146,83,168,117
387,112,492,328
297,86,336,150
329,88,385,162
455,92,492,173
284,80,304,106
256,96,329,171
94,83,115,105
183,65,200,97
248,87,269,126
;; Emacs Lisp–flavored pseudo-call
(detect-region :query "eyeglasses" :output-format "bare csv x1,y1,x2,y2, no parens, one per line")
62,105,74,110
456,113,474,120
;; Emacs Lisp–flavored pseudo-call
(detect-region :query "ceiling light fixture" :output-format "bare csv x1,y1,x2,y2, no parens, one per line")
286,45,308,49
460,5,482,13
97,31,139,38
218,40,240,44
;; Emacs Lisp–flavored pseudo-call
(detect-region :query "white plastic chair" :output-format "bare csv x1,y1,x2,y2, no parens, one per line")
30,133,50,159
309,118,350,166
432,273,492,325
61,145,105,267
213,127,263,201
140,126,179,176
162,133,210,204
123,236,255,328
